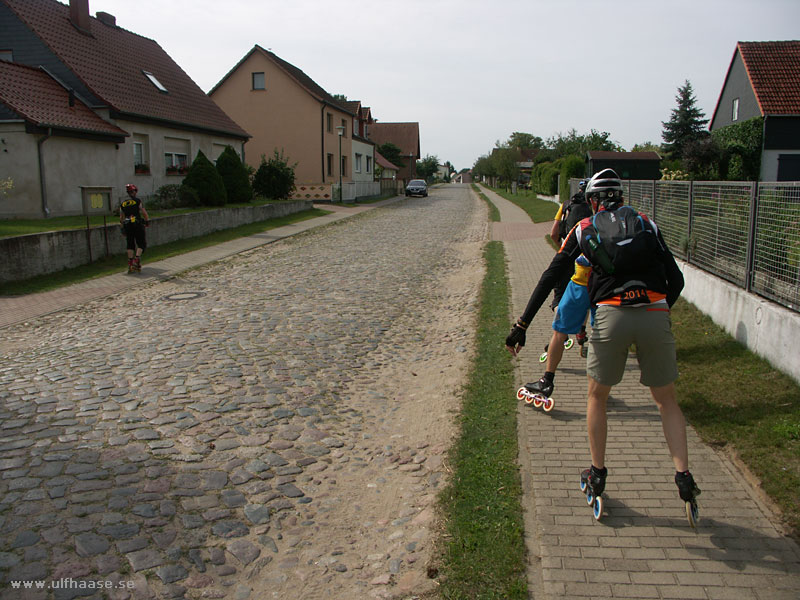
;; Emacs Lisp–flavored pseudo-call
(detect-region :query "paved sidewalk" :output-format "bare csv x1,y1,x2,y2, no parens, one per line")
483,185,800,599
0,199,397,330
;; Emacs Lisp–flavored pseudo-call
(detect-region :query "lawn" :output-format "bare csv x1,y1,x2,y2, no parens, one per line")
482,184,559,223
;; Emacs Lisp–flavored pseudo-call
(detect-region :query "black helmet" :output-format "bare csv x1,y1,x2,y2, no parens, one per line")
585,169,623,209
578,179,587,190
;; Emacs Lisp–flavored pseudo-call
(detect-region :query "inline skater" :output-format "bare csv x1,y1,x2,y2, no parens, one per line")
119,184,150,272
506,169,700,523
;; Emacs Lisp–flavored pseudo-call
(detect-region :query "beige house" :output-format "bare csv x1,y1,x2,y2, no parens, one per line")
0,0,249,218
210,46,356,201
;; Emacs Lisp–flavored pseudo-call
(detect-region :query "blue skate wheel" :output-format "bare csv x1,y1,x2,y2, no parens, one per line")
564,338,574,350
593,496,603,520
580,479,587,493
586,490,594,505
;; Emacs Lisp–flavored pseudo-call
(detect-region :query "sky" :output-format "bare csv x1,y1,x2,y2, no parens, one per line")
92,0,799,172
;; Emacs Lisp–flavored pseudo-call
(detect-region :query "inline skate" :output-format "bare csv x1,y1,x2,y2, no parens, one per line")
539,338,574,363
576,326,588,358
675,471,701,528
516,376,554,412
580,465,607,520
134,257,142,272
127,258,136,274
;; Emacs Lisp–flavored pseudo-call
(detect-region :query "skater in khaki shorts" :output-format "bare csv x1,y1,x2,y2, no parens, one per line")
506,169,701,525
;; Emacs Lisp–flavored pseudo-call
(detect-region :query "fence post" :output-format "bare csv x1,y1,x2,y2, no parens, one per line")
687,181,694,264
652,180,657,221
744,182,758,293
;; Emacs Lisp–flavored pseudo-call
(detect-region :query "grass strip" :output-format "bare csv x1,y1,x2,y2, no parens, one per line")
671,298,800,537
436,239,527,599
0,208,329,296
471,184,500,222
483,185,559,223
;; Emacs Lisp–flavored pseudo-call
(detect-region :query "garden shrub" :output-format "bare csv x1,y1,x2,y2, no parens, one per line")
149,184,182,209
253,150,297,200
559,155,585,201
182,150,227,206
215,146,253,204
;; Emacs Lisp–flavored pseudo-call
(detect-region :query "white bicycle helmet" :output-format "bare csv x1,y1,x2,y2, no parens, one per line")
585,169,623,209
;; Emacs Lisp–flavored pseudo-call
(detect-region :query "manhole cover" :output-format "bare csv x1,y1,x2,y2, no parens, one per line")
162,292,205,301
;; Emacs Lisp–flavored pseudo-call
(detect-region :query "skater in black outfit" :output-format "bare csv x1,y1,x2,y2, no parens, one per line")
119,184,149,272
506,169,700,523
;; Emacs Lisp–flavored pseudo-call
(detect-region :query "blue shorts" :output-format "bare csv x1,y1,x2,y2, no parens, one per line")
552,281,592,334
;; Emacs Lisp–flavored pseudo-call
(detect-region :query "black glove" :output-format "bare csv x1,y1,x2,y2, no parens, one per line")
505,319,528,353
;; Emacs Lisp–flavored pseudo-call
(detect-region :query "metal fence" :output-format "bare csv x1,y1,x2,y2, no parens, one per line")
569,178,800,312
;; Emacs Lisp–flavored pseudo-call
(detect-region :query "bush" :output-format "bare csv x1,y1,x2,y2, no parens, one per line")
215,146,253,204
182,150,227,206
178,185,200,207
559,155,585,201
149,184,182,209
253,150,296,200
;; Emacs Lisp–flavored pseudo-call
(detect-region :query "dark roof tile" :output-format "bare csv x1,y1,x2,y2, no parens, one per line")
5,0,249,137
0,59,127,137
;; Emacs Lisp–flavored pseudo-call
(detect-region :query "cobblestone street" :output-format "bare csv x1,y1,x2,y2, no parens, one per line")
0,186,487,599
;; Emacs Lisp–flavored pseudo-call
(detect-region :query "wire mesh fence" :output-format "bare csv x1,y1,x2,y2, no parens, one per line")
569,178,800,312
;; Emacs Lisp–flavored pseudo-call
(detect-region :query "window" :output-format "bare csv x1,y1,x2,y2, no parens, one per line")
252,72,265,90
143,71,168,93
341,156,347,177
164,153,188,174
0,50,12,61
132,134,149,173
366,156,372,173
326,113,333,133
341,119,347,137
355,153,362,173
327,153,333,177
732,97,740,122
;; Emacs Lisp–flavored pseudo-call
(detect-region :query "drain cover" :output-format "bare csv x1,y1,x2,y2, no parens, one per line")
162,291,205,301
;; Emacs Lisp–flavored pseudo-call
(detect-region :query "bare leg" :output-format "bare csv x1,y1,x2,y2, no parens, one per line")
650,383,689,472
587,377,612,469
545,330,568,372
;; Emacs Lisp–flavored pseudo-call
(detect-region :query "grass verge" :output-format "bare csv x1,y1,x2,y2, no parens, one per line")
0,208,329,296
435,238,527,598
671,298,800,538
482,185,559,223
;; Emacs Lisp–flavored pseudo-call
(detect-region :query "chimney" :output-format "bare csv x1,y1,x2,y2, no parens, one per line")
69,0,91,34
96,12,116,27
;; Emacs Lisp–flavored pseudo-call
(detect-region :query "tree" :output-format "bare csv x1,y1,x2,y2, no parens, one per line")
630,141,662,154
491,144,521,191
181,150,226,206
377,143,405,168
332,94,347,102
215,146,253,204
472,154,497,182
546,129,620,159
661,80,709,161
508,131,544,151
253,150,297,200
416,155,439,181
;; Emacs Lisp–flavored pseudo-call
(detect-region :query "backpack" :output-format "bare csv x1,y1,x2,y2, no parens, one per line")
559,196,592,240
583,206,662,276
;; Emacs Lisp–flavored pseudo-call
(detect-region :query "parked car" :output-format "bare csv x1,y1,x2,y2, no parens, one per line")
405,179,428,197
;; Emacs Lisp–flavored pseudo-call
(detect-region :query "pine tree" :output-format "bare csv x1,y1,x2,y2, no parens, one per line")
215,146,253,204
181,150,227,206
662,80,709,161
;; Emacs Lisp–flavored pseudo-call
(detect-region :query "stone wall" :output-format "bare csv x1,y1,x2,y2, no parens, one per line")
0,200,312,284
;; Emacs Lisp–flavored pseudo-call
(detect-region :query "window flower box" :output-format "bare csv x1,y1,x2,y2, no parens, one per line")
166,165,189,176
134,163,150,175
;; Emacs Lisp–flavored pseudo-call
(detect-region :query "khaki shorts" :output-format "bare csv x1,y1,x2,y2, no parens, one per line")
587,304,678,387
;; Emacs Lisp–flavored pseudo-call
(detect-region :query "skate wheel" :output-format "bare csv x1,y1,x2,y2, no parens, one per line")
580,346,588,358
539,352,548,363
586,489,594,506
580,479,587,493
564,338,574,350
516,387,527,401
532,396,543,408
542,397,554,412
593,496,603,520
686,500,699,529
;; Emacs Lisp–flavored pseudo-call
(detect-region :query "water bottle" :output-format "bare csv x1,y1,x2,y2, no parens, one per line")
587,236,616,274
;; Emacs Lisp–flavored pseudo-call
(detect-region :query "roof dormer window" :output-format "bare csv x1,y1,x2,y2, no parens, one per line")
143,70,168,93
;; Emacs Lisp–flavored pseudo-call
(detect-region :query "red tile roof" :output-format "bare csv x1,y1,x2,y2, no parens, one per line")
738,41,800,115
368,122,420,158
4,0,248,138
0,59,127,138
374,150,400,171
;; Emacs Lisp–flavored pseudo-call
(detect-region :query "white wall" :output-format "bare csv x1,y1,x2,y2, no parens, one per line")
351,138,374,183
679,260,800,385
760,149,800,182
